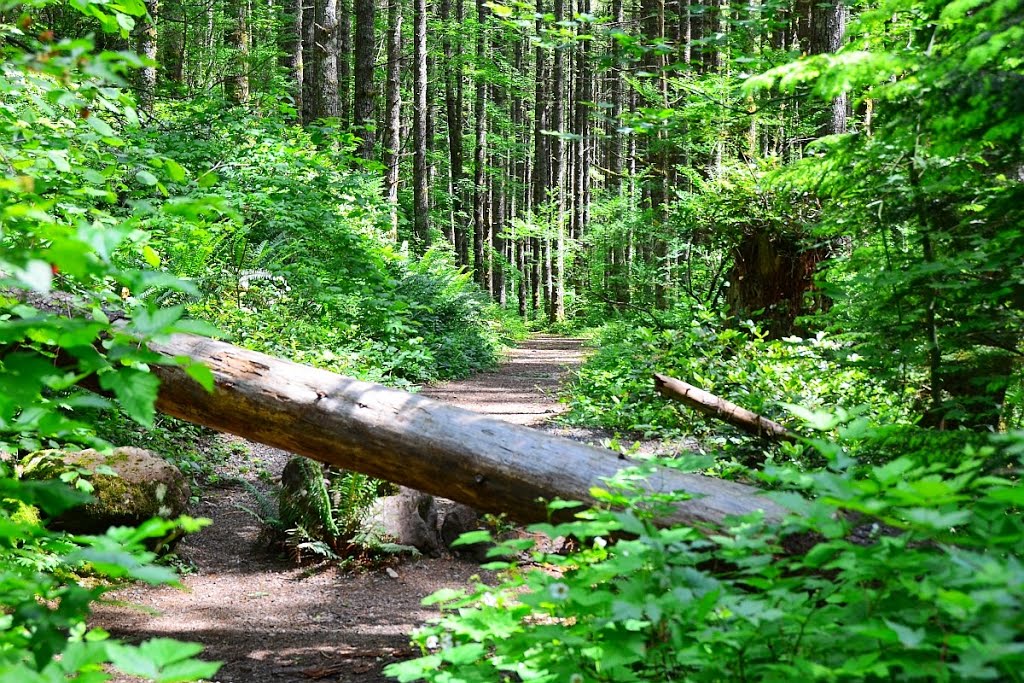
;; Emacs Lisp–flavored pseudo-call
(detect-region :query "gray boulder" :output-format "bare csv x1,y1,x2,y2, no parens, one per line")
364,486,441,556
438,501,491,561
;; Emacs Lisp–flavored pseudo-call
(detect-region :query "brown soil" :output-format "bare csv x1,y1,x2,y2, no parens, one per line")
90,335,589,683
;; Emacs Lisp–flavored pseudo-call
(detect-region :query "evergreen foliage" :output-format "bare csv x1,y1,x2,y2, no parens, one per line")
1,0,1022,677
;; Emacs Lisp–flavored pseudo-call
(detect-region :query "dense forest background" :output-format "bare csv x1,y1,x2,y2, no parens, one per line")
1,0,1023,679
84,0,1023,431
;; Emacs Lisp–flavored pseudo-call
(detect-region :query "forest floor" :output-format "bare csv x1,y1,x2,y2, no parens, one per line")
91,335,592,683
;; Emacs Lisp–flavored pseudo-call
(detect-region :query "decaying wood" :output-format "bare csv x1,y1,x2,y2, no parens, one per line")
654,373,797,443
5,288,787,528
141,334,787,528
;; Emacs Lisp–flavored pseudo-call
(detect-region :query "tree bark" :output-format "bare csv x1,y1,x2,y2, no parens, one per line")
530,6,548,317
353,0,376,159
225,0,250,104
811,0,847,135
314,0,340,118
441,0,468,264
384,0,402,239
411,0,430,249
472,0,488,286
302,0,317,122
163,0,185,84
135,0,158,112
280,0,303,117
141,334,788,527
653,374,797,443
338,0,352,124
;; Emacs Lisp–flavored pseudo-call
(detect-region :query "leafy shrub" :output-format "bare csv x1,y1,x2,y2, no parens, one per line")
136,104,514,385
0,2,225,678
565,309,911,447
387,432,1024,682
0,464,220,680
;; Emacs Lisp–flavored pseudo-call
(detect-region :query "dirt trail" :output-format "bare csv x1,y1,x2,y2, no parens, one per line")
91,335,587,683
420,334,586,424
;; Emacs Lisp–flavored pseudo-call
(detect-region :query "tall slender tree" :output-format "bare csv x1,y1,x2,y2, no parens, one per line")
531,0,549,315
412,0,431,248
353,0,376,159
441,0,468,264
225,0,250,104
472,0,488,285
135,0,158,111
384,0,402,239
280,0,303,116
548,0,566,321
338,0,352,124
302,0,317,121
314,0,340,117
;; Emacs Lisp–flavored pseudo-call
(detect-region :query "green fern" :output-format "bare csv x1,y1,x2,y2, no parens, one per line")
234,478,284,532
279,457,341,541
326,468,380,538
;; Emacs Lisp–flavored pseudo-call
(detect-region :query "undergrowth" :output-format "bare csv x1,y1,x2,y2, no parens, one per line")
388,430,1024,682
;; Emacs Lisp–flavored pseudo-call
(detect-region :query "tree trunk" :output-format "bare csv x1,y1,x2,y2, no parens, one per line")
472,0,488,286
338,0,352,125
280,0,303,116
314,0,340,117
441,0,468,264
384,0,402,239
163,0,185,84
353,0,376,159
491,143,507,303
410,0,430,249
135,0,158,112
548,0,565,322
225,0,250,104
140,334,787,528
811,0,847,135
302,0,317,122
641,0,668,309
531,6,548,317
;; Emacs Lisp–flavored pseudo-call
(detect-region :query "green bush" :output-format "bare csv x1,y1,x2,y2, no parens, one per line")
387,432,1024,682
565,309,910,446
135,104,513,385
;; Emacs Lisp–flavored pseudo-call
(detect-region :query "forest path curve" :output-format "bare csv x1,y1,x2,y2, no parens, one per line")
419,334,587,425
90,335,588,683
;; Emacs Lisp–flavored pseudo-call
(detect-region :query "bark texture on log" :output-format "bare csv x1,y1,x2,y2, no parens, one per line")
144,334,785,527
654,373,797,443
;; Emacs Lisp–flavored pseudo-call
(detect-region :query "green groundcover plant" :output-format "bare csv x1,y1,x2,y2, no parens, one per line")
387,430,1024,682
0,0,224,678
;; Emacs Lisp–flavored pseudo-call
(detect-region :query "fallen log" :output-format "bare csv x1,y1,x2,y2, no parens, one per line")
653,373,797,444
139,334,788,528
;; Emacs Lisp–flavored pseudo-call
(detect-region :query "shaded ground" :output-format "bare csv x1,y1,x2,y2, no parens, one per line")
91,336,589,683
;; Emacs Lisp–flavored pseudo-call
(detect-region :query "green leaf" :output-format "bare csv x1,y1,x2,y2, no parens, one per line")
46,150,71,173
142,245,161,268
131,304,185,336
136,170,158,186
183,361,215,392
164,158,187,183
451,530,493,547
884,620,926,648
86,116,115,137
98,368,160,427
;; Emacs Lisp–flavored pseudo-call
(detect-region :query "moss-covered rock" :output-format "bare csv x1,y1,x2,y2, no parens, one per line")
27,447,191,534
